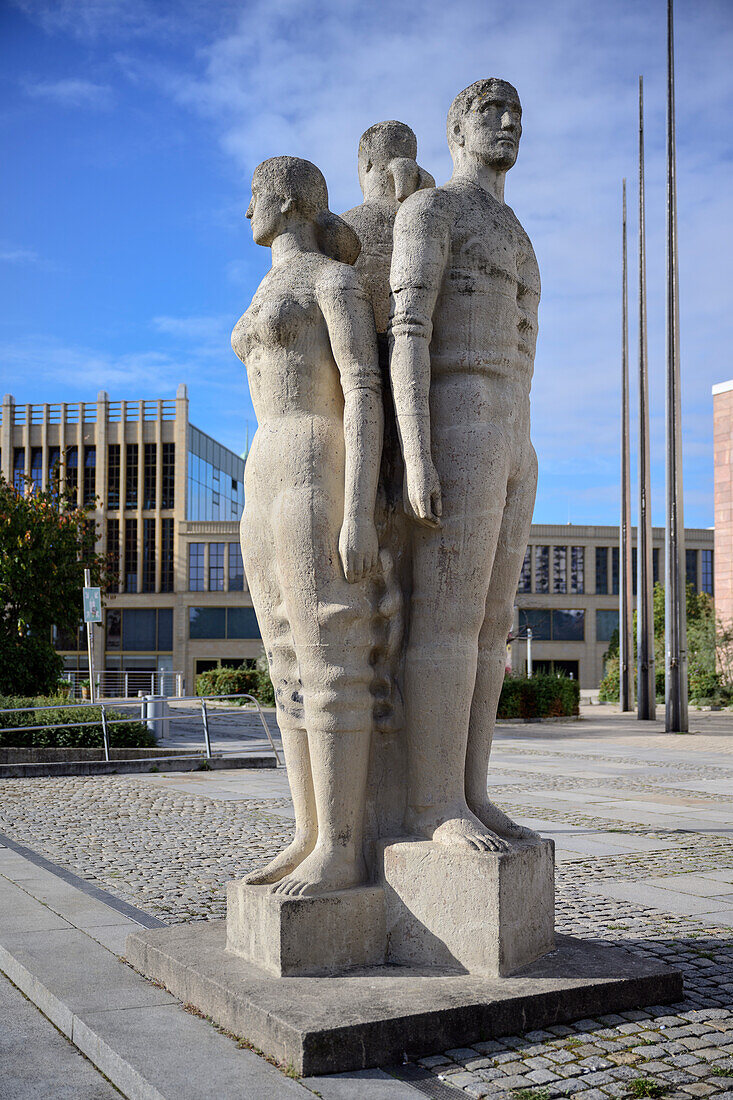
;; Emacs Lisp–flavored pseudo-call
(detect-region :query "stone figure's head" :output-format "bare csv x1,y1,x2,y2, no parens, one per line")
357,120,435,204
447,78,522,172
247,156,360,264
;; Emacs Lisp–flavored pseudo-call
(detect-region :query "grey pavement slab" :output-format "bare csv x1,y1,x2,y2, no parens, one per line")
301,1067,422,1098
589,881,733,918
0,970,119,1100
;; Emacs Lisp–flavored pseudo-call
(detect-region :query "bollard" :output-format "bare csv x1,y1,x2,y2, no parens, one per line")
200,698,213,760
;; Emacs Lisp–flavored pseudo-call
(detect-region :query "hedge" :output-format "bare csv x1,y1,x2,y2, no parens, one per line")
195,663,275,707
497,674,580,719
0,695,156,748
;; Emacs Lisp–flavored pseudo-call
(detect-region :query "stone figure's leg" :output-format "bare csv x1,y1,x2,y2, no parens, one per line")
240,506,317,884
403,423,511,853
269,488,374,896
465,443,540,841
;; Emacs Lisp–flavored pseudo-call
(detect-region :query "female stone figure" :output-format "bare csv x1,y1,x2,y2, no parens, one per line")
231,156,383,897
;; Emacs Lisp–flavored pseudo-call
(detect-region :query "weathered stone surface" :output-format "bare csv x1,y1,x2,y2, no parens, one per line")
126,922,683,1077
379,838,555,976
226,880,385,976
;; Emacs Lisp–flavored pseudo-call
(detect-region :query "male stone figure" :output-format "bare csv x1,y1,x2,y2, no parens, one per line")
389,78,540,851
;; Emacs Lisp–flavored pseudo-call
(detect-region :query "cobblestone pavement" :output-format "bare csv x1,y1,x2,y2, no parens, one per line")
1,707,732,1098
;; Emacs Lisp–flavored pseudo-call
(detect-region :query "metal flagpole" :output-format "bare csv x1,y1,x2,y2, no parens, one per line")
665,0,688,732
637,75,656,720
620,180,633,712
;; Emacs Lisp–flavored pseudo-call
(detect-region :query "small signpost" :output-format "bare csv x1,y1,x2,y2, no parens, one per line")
83,569,101,704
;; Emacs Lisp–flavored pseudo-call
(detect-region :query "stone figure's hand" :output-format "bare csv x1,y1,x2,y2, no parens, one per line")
339,516,380,583
405,457,442,528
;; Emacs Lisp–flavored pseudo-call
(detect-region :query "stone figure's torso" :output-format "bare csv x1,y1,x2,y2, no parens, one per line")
231,254,348,500
342,199,400,335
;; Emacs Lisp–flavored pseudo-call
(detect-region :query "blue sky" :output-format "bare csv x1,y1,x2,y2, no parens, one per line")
1,0,731,527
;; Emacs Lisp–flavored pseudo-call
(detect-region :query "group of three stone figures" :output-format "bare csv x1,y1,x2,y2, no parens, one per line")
232,77,541,900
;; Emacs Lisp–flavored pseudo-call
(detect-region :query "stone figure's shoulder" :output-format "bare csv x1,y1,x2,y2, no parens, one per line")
394,184,454,233
341,200,395,251
313,255,369,302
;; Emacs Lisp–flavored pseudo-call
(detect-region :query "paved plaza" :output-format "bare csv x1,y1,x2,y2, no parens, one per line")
1,706,732,1098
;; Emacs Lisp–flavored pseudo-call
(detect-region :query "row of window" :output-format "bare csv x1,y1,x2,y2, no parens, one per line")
518,545,713,597
188,543,245,592
189,606,261,640
187,449,245,522
106,608,173,651
107,517,175,593
517,608,585,641
10,443,175,511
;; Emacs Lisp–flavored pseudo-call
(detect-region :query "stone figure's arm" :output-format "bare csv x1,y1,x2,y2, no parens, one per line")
317,270,383,584
389,191,449,527
516,231,541,364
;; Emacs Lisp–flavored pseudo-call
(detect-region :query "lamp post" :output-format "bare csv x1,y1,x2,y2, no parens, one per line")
664,0,688,732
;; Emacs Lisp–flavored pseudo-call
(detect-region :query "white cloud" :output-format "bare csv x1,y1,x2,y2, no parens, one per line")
0,246,40,265
24,77,114,109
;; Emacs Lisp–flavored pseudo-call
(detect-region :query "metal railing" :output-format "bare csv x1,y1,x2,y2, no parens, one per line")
62,670,185,700
0,694,282,768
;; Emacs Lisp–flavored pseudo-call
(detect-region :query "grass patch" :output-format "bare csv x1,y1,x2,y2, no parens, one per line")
564,1037,584,1048
512,1090,551,1100
711,1067,733,1078
629,1078,667,1098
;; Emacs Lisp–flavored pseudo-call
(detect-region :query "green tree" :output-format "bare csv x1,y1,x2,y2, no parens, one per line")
0,474,108,695
598,582,729,704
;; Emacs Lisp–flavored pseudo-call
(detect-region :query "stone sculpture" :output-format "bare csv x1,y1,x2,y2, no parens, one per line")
389,78,540,851
231,156,383,897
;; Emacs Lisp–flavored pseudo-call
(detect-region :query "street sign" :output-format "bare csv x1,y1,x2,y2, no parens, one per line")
83,587,102,623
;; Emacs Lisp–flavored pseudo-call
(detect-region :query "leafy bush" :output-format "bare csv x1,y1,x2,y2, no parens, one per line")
0,695,155,748
195,657,275,707
498,674,579,719
0,634,63,696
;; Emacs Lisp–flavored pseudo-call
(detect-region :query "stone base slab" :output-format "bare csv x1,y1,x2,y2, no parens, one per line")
126,920,683,1077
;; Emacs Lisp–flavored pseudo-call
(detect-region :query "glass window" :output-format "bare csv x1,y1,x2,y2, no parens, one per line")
534,546,549,594
126,443,138,508
157,608,173,651
83,446,96,505
701,549,714,595
106,609,121,649
162,442,175,509
553,546,567,594
227,606,261,639
653,546,660,586
161,518,174,593
142,517,156,592
143,443,156,509
13,448,25,492
595,546,608,594
570,546,584,594
107,519,120,590
686,549,698,592
596,609,618,642
518,608,551,640
124,517,138,593
517,546,531,593
122,608,156,650
30,448,43,493
228,543,245,591
64,446,78,497
107,443,120,509
188,543,205,591
552,609,585,641
209,543,225,591
611,546,619,595
189,606,226,639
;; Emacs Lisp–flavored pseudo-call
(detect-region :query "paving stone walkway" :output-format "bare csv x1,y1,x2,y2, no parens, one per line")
0,706,732,1098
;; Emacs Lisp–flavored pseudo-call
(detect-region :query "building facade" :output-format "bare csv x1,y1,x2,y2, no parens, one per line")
510,524,714,688
1,387,260,693
713,379,733,628
1,389,715,693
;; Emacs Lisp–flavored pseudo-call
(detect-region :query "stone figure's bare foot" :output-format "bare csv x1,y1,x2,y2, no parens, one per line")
243,831,316,885
405,804,509,853
271,846,367,897
470,798,541,843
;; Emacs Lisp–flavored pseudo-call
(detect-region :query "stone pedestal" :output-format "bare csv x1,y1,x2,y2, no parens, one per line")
226,882,385,977
225,837,554,979
379,838,554,976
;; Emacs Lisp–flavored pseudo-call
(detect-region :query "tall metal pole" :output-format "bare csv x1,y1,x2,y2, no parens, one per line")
620,180,633,712
637,75,656,720
665,0,688,732
84,567,96,706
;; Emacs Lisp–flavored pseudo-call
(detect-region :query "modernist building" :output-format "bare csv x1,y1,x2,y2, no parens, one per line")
511,524,714,688
1,388,715,693
1,387,259,693
713,379,733,628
